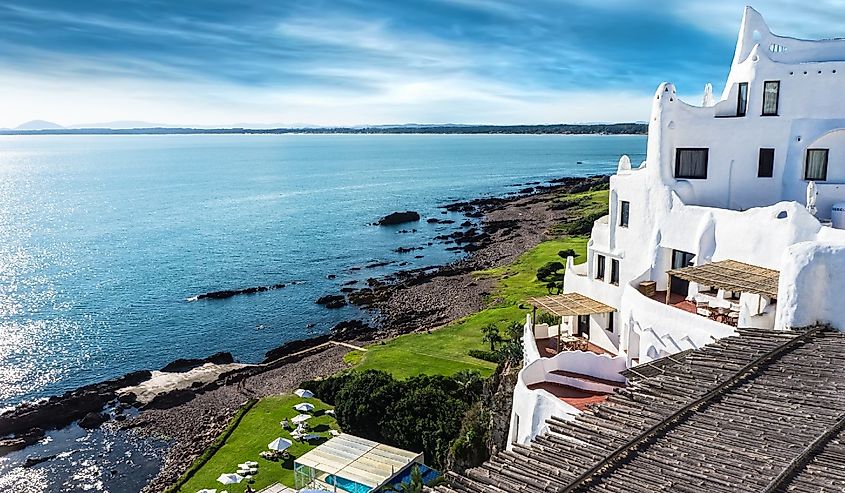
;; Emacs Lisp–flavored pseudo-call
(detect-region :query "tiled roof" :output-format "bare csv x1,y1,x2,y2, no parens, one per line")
435,327,845,493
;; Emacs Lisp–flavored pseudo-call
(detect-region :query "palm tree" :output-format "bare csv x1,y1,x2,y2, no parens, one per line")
481,324,501,351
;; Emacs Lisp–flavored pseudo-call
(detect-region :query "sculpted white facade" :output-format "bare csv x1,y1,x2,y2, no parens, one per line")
511,7,845,446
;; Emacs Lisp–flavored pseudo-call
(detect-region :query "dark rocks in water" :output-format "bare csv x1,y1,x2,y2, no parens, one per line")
396,229,418,234
331,320,373,340
117,392,137,405
348,266,361,271
461,221,473,227
341,280,358,286
375,211,420,226
78,411,109,429
263,333,332,363
0,370,151,437
316,294,346,308
0,428,44,455
326,274,337,280
142,389,196,410
414,255,424,259
519,187,535,194
194,283,286,301
340,287,355,293
394,246,423,254
426,218,439,223
365,260,393,269
23,454,57,468
160,351,234,373
440,210,448,214
326,298,346,309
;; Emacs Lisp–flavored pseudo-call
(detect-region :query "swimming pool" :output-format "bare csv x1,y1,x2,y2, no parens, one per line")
325,473,371,493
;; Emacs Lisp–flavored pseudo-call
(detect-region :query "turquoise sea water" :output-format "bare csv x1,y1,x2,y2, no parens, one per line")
0,134,646,407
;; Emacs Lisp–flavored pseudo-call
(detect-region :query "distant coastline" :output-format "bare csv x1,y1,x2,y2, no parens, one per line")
0,123,647,136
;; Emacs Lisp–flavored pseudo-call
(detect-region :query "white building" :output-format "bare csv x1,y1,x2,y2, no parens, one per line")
510,6,845,446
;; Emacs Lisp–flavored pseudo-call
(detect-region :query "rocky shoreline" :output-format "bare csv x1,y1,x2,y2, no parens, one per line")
0,174,608,492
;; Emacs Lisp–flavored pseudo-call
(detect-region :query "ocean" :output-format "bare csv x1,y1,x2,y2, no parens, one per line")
0,134,646,408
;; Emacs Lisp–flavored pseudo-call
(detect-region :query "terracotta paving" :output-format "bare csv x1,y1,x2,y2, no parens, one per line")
527,382,612,410
535,337,613,358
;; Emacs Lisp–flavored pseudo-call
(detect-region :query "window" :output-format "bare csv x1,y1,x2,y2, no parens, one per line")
736,82,748,116
607,313,614,333
805,149,829,181
619,200,630,228
675,148,709,179
595,254,606,280
762,81,780,116
758,148,775,177
610,258,620,285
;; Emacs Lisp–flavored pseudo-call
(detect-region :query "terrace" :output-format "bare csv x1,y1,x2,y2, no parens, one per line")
655,259,779,328
527,293,616,358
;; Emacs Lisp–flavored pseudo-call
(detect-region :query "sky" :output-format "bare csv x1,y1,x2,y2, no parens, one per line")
1,1,844,128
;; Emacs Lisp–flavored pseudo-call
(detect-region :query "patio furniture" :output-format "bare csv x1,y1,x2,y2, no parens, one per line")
638,281,657,297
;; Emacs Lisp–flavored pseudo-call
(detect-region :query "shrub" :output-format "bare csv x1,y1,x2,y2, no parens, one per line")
557,249,578,259
468,349,502,363
300,371,354,405
447,402,491,473
536,261,565,282
536,311,559,326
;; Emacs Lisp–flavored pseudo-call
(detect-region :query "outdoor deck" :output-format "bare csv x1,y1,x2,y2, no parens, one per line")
526,381,613,410
651,290,739,327
535,336,613,358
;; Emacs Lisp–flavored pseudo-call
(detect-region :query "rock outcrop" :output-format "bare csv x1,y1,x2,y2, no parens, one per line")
375,211,420,226
160,352,234,373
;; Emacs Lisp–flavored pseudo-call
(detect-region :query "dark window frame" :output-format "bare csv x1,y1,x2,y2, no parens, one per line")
736,82,748,117
804,148,829,181
762,81,780,116
610,258,620,285
619,200,630,228
674,148,709,179
758,148,775,178
595,254,606,280
607,312,615,333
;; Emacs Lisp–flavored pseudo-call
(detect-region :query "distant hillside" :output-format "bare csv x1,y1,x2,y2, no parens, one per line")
0,123,647,136
15,120,64,130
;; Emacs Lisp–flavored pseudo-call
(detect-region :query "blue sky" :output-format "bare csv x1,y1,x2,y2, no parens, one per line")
0,1,841,127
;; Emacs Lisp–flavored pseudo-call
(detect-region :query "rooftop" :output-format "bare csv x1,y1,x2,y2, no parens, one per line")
436,327,845,493
528,293,615,318
295,434,421,490
667,259,780,298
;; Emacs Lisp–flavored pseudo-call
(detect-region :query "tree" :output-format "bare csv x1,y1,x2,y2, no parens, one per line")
505,320,523,341
334,370,400,441
481,324,501,351
381,386,468,469
537,261,565,282
557,249,578,259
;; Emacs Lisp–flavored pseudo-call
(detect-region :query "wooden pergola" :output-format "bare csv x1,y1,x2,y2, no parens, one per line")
528,293,616,348
666,259,780,302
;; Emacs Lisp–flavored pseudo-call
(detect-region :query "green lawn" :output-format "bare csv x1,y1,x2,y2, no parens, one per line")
177,395,338,493
348,187,607,379
348,235,591,379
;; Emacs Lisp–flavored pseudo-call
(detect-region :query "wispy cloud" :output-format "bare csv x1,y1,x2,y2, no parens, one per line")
0,1,839,127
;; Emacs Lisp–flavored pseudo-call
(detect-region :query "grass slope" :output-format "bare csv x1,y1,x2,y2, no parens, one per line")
348,190,605,379
178,395,338,493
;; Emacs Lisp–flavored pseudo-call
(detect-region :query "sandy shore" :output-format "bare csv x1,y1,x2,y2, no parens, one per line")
98,175,608,491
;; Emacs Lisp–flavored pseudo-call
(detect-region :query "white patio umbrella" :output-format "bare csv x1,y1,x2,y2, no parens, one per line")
294,389,314,398
216,473,244,485
268,437,293,452
293,402,315,412
291,413,312,425
196,489,217,493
